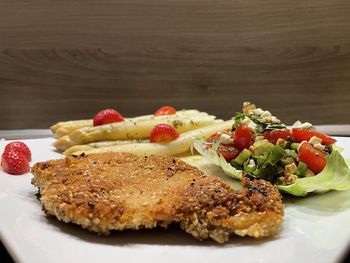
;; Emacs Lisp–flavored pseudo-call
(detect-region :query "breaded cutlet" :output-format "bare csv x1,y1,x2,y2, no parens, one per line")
31,152,283,243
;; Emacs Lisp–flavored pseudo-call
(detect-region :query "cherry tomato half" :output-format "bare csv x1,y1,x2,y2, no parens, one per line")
234,125,253,151
292,129,336,146
217,144,239,161
298,142,327,174
154,106,176,116
263,129,294,144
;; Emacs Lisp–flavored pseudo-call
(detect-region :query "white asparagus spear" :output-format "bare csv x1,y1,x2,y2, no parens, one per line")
63,139,149,156
51,120,91,133
54,113,216,151
54,121,93,138
63,145,94,156
51,109,201,137
68,120,234,156
88,139,148,148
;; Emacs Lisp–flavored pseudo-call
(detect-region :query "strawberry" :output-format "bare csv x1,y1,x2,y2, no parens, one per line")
149,124,179,143
4,141,32,162
154,106,176,116
93,109,125,126
1,150,30,175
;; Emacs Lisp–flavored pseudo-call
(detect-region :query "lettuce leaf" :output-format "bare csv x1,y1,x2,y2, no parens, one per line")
277,151,350,196
193,138,243,180
193,138,350,196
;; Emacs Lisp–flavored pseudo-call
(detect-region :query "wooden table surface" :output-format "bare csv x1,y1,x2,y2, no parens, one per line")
1,0,350,129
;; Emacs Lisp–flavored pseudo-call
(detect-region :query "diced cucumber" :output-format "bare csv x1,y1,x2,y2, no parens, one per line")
290,143,300,150
252,144,287,170
234,149,252,165
264,145,287,166
243,159,256,173
253,141,274,157
285,149,298,159
296,161,308,177
253,155,267,166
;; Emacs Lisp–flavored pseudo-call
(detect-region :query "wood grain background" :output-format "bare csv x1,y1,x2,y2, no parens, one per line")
1,0,350,129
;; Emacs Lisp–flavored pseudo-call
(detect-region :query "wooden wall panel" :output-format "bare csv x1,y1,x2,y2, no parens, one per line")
1,1,350,129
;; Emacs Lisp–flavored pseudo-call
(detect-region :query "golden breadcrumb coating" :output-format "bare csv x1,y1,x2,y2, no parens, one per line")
31,152,283,243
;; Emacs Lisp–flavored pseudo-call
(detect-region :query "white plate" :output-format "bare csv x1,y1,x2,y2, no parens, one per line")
0,137,350,263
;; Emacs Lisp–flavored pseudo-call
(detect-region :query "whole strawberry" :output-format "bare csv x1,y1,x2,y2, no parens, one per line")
4,141,32,162
93,109,125,126
1,150,30,175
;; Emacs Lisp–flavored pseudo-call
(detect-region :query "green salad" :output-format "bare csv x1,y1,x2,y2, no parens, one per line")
193,102,350,196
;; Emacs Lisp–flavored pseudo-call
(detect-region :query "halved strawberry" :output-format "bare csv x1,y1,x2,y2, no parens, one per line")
1,150,30,175
4,141,32,162
154,106,176,116
206,132,222,142
206,129,232,143
149,124,179,143
93,109,125,126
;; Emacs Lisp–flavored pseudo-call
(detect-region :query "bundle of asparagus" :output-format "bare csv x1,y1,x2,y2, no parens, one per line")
51,108,233,157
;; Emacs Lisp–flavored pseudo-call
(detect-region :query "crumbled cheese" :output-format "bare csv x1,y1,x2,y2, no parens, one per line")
259,114,280,124
292,120,302,127
241,117,258,130
313,143,326,151
241,117,250,125
219,133,234,144
251,108,264,115
298,138,326,152
259,117,269,123
296,121,313,129
247,159,256,168
247,121,257,130
308,136,325,151
291,121,313,129
308,136,322,145
271,116,281,124
260,111,272,117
